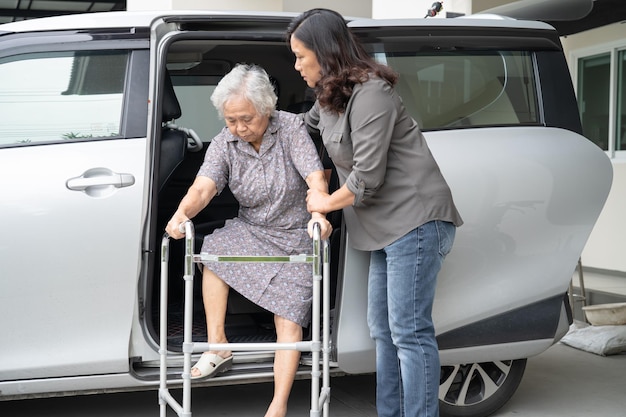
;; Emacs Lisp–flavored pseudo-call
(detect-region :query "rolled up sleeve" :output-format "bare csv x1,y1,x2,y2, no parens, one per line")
345,82,396,207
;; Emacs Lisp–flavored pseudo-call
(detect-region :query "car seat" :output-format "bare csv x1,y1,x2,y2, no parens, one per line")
158,71,203,192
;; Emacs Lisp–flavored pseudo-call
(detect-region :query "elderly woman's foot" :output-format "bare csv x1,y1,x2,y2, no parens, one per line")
190,351,232,379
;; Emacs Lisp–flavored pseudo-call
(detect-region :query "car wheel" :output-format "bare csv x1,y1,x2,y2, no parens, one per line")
439,358,527,417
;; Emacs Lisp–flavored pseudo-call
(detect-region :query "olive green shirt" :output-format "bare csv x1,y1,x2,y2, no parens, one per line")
304,77,463,251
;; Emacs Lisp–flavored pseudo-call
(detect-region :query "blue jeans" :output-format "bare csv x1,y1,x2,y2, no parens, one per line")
367,220,456,417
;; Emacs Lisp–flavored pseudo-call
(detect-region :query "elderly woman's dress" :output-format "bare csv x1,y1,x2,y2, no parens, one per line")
197,110,323,327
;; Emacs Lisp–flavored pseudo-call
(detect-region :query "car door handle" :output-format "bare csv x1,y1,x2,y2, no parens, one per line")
66,168,135,191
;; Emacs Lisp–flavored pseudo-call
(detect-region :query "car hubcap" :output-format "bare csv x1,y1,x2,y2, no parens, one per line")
439,360,513,406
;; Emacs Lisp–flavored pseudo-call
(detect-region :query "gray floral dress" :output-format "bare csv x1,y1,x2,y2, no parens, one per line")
197,110,323,327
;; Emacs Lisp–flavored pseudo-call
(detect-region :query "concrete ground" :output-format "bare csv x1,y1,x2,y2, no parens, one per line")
1,341,625,416
493,342,626,417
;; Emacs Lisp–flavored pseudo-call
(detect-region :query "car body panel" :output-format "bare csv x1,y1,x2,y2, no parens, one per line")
334,127,612,373
431,127,611,332
0,139,146,380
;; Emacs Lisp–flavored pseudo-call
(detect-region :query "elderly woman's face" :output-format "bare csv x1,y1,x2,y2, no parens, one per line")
223,96,270,151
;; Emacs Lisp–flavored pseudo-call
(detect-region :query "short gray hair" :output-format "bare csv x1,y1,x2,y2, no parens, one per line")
211,64,277,118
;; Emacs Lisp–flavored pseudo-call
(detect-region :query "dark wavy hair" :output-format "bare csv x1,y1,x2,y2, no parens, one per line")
287,8,398,114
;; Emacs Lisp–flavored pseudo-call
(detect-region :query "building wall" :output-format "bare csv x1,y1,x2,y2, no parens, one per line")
580,162,626,272
472,0,511,12
284,1,370,17
561,23,626,273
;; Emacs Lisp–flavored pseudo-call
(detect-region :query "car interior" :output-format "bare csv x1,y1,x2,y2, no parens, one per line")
145,39,343,365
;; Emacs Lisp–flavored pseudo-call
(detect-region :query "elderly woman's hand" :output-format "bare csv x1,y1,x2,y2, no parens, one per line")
165,212,190,240
308,215,332,240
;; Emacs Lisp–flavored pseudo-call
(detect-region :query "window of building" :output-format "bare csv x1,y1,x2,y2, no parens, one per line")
575,45,626,156
618,49,626,151
577,53,611,150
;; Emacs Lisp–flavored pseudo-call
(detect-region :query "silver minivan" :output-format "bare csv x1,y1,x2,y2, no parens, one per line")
0,10,612,417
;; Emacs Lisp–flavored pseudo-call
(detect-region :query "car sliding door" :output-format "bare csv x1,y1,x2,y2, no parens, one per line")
334,21,612,372
0,35,149,386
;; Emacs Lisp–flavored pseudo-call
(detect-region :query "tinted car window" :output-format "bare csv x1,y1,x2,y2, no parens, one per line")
374,49,538,129
0,50,129,146
170,75,223,142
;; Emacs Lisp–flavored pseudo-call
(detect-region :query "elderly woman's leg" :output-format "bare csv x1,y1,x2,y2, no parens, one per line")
265,315,303,417
191,267,232,378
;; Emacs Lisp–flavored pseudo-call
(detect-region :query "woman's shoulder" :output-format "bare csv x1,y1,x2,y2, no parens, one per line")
210,126,234,144
355,76,394,95
275,109,301,123
349,76,396,110
270,110,305,131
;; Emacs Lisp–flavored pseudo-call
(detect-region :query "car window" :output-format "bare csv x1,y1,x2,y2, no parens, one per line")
375,50,539,130
171,75,223,142
0,50,129,146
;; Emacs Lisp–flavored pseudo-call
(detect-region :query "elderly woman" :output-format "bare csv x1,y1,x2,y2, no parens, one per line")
165,63,331,417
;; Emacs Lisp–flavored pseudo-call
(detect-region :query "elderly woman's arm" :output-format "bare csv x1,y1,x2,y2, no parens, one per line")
165,176,218,239
305,170,333,240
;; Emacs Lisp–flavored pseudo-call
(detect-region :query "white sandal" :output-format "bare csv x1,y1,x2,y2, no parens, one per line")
191,353,233,379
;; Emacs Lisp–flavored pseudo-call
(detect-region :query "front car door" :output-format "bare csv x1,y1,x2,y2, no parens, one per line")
0,28,150,390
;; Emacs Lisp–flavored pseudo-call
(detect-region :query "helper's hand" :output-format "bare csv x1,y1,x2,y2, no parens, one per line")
306,188,331,215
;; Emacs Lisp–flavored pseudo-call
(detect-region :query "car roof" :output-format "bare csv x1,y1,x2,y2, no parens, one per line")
0,9,556,35
0,10,292,33
350,14,555,31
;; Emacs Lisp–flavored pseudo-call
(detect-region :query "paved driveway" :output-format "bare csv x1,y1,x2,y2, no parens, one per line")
1,343,625,416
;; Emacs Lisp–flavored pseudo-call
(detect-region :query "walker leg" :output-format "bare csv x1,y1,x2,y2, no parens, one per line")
159,221,331,417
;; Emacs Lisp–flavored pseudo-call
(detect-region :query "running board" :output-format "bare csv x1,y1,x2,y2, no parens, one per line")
135,360,341,384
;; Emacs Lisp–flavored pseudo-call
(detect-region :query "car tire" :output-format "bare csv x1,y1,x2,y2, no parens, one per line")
439,358,527,417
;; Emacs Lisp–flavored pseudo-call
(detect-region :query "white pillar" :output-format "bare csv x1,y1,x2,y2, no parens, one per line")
127,0,282,12
372,0,428,19
282,0,371,17
127,0,172,10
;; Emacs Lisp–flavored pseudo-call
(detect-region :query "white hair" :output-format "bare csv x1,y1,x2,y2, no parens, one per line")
210,63,278,118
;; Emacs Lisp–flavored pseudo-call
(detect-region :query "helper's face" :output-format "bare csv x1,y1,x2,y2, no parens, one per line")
223,96,269,151
290,35,322,88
